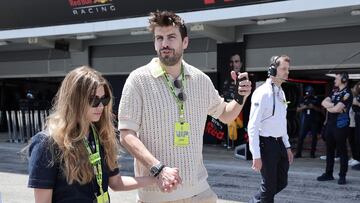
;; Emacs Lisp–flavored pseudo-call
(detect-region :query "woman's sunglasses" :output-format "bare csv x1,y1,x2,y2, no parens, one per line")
89,95,111,107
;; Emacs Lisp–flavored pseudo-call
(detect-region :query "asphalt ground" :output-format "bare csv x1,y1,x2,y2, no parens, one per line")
0,133,359,203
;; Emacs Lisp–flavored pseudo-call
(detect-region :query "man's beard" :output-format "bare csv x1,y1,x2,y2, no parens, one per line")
158,48,182,66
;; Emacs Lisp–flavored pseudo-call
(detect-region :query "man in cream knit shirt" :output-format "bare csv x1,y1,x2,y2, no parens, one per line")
118,10,252,203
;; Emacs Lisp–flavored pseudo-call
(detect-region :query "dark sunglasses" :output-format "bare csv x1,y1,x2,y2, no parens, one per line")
174,79,186,102
89,95,111,107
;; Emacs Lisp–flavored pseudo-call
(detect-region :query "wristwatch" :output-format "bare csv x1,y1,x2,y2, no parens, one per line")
149,163,165,177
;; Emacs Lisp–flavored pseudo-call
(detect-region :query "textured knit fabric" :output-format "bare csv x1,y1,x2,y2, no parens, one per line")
137,188,218,203
118,58,226,202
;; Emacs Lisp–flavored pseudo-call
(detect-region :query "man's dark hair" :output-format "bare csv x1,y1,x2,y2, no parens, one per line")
230,53,241,60
148,10,187,40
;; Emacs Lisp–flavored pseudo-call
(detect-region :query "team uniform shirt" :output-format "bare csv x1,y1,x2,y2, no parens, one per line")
298,95,321,124
327,87,353,128
247,79,291,159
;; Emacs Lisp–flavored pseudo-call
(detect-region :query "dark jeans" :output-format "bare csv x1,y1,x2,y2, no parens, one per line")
250,136,289,203
296,120,318,155
325,123,349,177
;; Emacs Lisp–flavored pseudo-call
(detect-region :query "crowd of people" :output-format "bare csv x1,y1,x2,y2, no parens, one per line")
292,75,360,184
24,9,359,203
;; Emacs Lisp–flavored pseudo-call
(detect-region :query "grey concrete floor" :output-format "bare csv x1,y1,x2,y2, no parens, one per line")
0,133,359,203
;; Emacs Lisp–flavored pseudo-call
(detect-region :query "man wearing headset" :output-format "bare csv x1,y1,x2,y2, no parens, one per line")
248,55,293,203
317,72,353,185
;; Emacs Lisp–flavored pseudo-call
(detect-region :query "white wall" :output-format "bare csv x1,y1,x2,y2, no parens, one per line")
91,52,217,74
246,42,360,72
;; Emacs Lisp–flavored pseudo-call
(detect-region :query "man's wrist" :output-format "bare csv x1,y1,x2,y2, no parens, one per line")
234,94,244,105
149,163,165,177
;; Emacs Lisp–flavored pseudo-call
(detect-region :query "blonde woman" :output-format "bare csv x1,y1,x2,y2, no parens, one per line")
28,66,155,203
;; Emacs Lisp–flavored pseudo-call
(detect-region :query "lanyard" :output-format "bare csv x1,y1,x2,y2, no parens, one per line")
162,64,186,123
83,125,104,197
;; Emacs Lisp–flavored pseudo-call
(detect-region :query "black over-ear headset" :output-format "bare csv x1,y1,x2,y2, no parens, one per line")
268,56,280,77
340,72,349,84
262,55,281,122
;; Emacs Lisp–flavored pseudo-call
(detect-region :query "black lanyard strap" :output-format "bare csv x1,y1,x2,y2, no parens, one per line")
83,125,104,196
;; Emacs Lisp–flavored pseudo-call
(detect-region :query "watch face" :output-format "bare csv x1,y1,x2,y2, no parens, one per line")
150,164,163,176
150,165,159,176
150,167,157,174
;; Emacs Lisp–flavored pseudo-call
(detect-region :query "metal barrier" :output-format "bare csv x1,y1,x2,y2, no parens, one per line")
17,110,24,142
5,111,14,142
5,109,48,143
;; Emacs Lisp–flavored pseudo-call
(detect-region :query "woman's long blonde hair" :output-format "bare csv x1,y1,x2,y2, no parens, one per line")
46,66,118,184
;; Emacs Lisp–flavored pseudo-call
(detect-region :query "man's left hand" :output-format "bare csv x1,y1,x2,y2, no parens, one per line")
231,71,252,98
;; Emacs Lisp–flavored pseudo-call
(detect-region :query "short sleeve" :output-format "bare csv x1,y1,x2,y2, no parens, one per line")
118,73,143,132
102,146,120,177
108,167,120,177
340,90,353,107
28,133,58,189
327,91,334,102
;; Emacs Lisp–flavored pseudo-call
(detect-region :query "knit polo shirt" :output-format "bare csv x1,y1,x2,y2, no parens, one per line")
118,58,226,202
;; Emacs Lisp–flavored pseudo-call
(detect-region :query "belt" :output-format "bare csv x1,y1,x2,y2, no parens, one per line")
260,136,283,141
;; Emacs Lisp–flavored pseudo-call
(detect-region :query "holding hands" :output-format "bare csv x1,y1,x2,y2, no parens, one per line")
156,167,182,193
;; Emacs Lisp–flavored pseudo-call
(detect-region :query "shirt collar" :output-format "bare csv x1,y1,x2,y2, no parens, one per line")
266,78,282,91
149,58,191,78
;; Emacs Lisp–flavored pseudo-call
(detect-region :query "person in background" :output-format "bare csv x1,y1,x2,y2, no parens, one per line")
248,55,293,203
295,85,322,158
350,81,360,170
317,72,353,185
222,53,243,101
222,53,244,148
